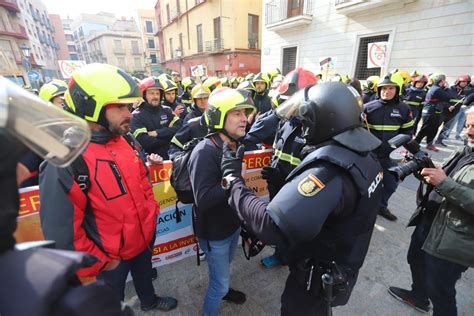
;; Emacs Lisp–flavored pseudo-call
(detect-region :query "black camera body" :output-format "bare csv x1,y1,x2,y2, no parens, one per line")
388,135,435,181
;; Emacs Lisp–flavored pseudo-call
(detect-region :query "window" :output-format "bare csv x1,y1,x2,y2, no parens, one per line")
287,0,303,18
68,45,76,52
131,40,140,54
150,53,157,64
145,20,154,33
134,57,142,69
166,4,170,23
179,33,183,53
66,34,74,41
196,24,203,52
117,57,126,69
176,0,181,14
248,14,259,49
213,17,221,49
147,38,155,49
114,39,122,49
282,46,297,75
169,38,174,58
354,34,389,80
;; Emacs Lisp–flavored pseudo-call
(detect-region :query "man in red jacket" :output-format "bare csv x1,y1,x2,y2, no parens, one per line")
39,63,178,312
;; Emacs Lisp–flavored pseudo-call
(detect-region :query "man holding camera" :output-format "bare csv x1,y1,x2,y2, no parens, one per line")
388,107,474,315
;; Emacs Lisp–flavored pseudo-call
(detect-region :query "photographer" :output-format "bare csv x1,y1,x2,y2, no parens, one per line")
388,107,474,315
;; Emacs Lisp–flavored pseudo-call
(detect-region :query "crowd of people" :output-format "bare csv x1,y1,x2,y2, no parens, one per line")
1,63,473,316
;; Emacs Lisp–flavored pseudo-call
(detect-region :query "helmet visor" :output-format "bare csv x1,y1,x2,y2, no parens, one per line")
0,76,90,167
275,88,305,120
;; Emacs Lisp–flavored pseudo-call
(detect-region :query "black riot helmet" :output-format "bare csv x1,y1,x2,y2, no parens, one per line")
277,82,381,151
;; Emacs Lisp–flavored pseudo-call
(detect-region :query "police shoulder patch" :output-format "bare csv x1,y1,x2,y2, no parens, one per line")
297,173,325,197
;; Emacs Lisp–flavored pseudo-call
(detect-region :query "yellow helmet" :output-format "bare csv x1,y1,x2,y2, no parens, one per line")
377,73,404,95
158,73,172,81
244,73,254,81
64,63,142,123
191,84,211,99
394,70,411,85
268,67,281,81
160,78,178,92
220,77,230,87
203,76,222,92
39,79,68,102
182,77,196,90
365,75,380,92
253,72,271,87
205,88,255,131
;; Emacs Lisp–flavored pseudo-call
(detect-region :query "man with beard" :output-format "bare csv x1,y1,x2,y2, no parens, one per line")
39,64,178,312
161,78,187,120
252,72,272,116
388,106,474,315
130,76,182,160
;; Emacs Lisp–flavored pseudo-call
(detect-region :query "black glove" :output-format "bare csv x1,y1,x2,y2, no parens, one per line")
221,142,245,178
261,166,286,188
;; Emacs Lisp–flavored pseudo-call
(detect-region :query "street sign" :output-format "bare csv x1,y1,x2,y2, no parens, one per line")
58,60,86,78
27,70,41,81
367,42,388,68
319,57,332,66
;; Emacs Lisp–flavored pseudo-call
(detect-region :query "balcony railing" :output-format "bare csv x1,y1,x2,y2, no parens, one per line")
205,38,224,52
0,0,20,13
0,25,28,39
265,0,314,30
248,35,258,49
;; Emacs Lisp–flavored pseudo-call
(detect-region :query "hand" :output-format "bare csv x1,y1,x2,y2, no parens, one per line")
148,131,158,137
173,105,184,116
147,153,163,165
420,167,447,186
261,166,286,188
221,142,245,178
448,105,456,112
247,113,255,125
104,259,120,271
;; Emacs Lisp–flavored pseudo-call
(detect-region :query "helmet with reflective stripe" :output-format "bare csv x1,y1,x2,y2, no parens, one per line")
182,77,196,90
365,75,380,92
39,79,67,102
393,69,410,85
139,76,164,102
64,63,142,124
160,78,178,92
237,80,256,98
253,72,271,87
268,68,281,81
410,70,421,78
203,76,222,92
205,88,255,131
230,76,239,85
191,84,211,99
158,73,172,81
220,77,230,87
377,73,404,95
277,68,318,100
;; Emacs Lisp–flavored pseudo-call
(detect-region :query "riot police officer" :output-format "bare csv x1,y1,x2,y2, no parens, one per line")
220,82,383,315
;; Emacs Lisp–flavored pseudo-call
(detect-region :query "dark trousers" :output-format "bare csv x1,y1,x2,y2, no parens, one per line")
437,110,458,141
415,111,441,145
379,158,399,209
97,246,156,307
411,105,423,135
407,222,468,316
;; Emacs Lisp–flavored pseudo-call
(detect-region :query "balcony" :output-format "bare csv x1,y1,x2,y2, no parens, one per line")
205,38,224,53
334,0,414,15
248,35,258,49
0,0,20,13
32,11,39,21
0,25,28,39
265,0,313,32
38,34,46,44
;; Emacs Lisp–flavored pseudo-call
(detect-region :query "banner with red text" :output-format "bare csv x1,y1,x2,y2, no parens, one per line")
15,149,272,267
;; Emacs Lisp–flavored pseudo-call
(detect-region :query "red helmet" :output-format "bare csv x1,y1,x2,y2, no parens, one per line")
277,68,318,99
455,74,471,85
140,76,164,99
411,75,428,86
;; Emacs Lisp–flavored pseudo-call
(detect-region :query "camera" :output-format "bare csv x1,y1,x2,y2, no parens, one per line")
388,134,435,181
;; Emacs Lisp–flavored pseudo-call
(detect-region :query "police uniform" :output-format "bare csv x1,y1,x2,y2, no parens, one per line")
221,82,383,315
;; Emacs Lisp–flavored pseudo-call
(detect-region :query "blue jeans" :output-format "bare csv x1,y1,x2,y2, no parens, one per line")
455,107,466,138
408,222,468,316
199,228,240,316
97,245,156,308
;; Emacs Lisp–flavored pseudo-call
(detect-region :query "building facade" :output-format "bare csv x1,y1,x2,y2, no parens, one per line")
136,9,161,76
155,0,262,77
18,0,60,81
49,14,69,60
262,0,473,82
70,12,115,63
87,19,145,75
0,0,30,85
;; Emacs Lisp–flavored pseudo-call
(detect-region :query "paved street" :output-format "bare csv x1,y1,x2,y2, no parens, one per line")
126,136,473,315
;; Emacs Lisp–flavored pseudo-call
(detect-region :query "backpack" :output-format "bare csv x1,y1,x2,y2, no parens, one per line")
170,137,203,204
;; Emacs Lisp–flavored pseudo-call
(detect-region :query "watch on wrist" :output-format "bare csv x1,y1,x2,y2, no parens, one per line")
221,175,238,190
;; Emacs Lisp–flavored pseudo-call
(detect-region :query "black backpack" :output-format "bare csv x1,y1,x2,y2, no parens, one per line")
170,137,203,204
